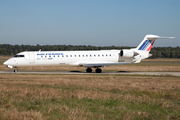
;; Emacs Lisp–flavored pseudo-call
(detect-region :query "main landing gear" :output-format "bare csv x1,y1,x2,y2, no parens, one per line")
95,68,102,73
86,67,102,73
14,67,18,72
86,67,92,73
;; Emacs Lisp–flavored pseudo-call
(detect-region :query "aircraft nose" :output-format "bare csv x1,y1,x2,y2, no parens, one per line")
3,59,12,65
3,60,8,65
3,60,13,68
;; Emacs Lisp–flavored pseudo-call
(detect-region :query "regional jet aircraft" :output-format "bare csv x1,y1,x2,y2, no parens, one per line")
3,35,174,73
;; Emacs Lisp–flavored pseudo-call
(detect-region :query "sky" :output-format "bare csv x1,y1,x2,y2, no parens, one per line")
0,0,180,47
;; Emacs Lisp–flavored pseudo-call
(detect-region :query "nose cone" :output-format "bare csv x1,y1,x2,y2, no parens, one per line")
3,60,13,68
3,60,8,65
3,59,11,65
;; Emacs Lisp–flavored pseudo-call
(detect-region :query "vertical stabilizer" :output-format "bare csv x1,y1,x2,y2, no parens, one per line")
136,35,174,52
136,35,158,52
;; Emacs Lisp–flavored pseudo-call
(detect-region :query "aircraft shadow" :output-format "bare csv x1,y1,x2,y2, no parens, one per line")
69,70,131,73
69,71,81,72
116,71,130,73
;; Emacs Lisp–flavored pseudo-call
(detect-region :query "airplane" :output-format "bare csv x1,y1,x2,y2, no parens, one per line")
3,34,174,73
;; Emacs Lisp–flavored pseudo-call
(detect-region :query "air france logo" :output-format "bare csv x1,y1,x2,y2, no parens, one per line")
37,53,64,60
138,40,150,50
37,53,63,56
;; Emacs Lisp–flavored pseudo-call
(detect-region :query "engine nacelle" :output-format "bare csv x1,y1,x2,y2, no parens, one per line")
120,49,135,58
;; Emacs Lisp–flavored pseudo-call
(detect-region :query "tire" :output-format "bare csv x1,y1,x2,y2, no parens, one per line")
86,68,92,73
96,68,102,73
14,68,18,72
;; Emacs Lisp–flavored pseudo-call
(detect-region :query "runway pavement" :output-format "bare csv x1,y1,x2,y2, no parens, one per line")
0,71,180,76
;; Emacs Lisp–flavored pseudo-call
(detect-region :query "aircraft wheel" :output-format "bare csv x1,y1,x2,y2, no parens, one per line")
14,67,18,72
95,68,102,73
86,67,92,73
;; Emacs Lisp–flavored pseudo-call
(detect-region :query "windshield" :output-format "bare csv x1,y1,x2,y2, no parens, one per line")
13,55,25,58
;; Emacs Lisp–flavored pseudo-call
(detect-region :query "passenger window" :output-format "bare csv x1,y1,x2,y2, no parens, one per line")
79,55,80,57
86,55,88,57
66,55,68,57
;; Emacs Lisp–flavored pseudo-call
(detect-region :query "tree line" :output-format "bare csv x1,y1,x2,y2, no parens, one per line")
0,44,180,58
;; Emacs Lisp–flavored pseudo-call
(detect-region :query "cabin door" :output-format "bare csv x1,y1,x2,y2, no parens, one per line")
28,52,35,64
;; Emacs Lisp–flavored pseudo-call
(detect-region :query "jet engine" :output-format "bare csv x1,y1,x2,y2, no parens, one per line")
120,49,137,58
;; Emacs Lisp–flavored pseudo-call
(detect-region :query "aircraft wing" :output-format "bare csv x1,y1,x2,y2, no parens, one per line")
79,62,131,67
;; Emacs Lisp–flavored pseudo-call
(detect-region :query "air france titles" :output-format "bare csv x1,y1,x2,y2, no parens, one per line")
37,53,63,60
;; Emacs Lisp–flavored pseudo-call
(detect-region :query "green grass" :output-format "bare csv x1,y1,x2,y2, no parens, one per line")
0,68,180,119
2,96,180,119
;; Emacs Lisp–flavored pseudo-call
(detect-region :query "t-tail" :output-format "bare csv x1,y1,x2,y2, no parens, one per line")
120,34,175,63
136,34,175,52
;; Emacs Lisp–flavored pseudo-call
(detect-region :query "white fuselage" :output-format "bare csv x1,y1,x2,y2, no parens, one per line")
4,50,133,67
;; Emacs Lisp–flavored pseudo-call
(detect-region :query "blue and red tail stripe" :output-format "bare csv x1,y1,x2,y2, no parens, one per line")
138,40,155,51
146,41,155,51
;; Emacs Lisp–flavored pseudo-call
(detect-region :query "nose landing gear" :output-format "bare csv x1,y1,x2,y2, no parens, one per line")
14,67,18,72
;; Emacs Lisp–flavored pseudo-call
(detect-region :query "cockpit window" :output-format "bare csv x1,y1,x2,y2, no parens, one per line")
13,55,18,57
19,55,24,57
13,55,25,57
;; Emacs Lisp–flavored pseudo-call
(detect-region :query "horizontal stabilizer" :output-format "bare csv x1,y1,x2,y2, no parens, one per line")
147,36,175,40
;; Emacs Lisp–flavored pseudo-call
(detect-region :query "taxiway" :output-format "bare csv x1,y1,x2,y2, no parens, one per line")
0,71,180,76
